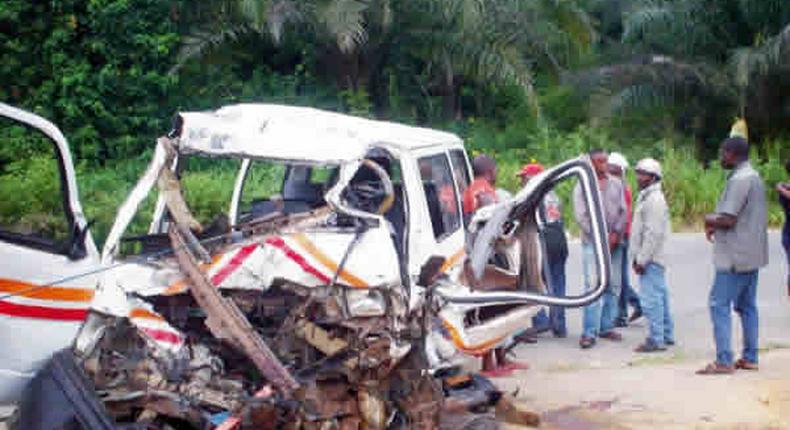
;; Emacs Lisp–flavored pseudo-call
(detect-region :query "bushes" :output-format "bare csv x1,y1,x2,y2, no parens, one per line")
0,0,181,163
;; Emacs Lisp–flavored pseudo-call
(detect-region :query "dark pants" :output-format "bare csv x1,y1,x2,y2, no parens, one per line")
531,257,567,336
783,222,789,286
617,240,642,323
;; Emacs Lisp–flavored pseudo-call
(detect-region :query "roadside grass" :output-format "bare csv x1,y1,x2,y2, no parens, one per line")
2,128,786,249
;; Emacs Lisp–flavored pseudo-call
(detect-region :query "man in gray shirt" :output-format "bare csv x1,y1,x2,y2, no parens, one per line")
630,158,674,352
697,137,768,375
573,149,628,349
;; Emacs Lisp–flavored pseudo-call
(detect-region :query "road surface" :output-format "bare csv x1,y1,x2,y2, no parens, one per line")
494,231,790,429
2,232,787,429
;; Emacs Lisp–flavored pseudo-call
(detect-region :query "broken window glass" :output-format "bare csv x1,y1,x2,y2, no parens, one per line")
418,153,461,240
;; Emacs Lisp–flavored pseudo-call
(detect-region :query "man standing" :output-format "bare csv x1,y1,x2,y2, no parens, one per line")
462,154,528,377
519,163,568,338
608,152,643,326
777,159,790,295
630,158,674,352
463,154,498,217
573,149,628,349
697,137,768,375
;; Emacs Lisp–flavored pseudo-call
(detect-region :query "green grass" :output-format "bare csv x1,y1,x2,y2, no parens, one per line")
486,132,788,232
1,128,787,250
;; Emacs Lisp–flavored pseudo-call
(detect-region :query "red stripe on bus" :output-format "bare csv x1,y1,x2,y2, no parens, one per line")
264,237,331,283
210,243,259,286
140,327,183,345
0,300,87,321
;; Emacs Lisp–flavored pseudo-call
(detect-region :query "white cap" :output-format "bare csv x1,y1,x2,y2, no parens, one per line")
635,158,662,179
608,152,629,171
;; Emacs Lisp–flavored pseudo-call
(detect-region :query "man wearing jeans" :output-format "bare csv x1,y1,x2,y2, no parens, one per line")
573,149,628,349
697,137,768,375
630,158,674,352
609,152,643,327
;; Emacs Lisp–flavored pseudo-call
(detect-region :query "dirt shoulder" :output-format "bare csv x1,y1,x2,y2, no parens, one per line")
493,345,790,430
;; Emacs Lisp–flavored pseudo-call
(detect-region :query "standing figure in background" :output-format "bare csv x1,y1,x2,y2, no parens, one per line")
777,159,790,295
573,149,628,349
608,152,643,327
630,158,674,352
697,137,768,375
518,163,568,339
462,154,528,377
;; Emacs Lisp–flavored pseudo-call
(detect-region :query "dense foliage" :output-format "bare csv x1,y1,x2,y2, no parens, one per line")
1,0,788,244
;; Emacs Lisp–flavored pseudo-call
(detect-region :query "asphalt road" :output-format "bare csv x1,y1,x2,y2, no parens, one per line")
496,231,790,429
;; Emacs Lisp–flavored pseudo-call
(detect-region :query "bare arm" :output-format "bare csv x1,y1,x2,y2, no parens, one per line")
778,183,790,200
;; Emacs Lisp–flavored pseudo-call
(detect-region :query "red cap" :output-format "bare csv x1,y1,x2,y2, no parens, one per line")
517,163,544,177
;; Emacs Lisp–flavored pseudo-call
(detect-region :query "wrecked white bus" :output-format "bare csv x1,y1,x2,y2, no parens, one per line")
1,103,611,429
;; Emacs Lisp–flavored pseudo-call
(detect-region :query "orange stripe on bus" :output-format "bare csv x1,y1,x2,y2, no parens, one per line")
129,307,166,322
291,233,368,288
440,248,465,273
162,253,224,295
442,319,505,356
0,278,94,302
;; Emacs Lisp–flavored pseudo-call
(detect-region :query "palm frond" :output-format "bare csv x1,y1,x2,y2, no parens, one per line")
621,1,676,44
570,56,733,120
239,0,271,31
171,23,255,74
731,24,790,89
318,0,369,54
265,0,301,44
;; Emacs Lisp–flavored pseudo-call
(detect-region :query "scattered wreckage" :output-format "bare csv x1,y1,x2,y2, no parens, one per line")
0,103,611,429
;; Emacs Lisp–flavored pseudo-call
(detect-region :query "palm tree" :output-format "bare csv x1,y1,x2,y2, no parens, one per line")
570,0,790,149
173,0,597,120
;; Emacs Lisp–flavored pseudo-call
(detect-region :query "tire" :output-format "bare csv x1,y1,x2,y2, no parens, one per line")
17,348,115,430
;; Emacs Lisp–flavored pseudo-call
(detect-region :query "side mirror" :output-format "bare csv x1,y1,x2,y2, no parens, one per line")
462,156,611,308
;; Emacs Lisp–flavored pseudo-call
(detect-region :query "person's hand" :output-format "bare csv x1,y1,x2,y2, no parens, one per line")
705,225,715,243
608,232,619,250
633,262,645,275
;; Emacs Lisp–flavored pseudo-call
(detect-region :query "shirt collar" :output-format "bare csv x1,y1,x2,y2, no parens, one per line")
638,181,661,199
728,161,751,178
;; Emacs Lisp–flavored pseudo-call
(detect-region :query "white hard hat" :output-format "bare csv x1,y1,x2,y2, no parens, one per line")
608,152,629,171
635,158,662,179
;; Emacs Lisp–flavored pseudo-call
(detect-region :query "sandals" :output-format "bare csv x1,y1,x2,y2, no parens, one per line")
502,360,530,371
634,342,667,353
696,362,735,375
579,337,596,349
734,358,759,371
599,331,623,341
479,366,515,378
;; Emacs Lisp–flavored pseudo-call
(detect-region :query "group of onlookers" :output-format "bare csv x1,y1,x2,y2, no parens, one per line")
463,133,790,377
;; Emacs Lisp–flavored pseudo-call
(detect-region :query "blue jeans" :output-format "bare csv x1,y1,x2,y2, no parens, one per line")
582,243,622,338
617,240,642,322
531,257,567,336
709,270,759,366
638,263,674,347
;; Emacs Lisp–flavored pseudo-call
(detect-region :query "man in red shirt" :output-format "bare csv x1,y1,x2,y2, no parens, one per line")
608,152,643,326
463,154,498,216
